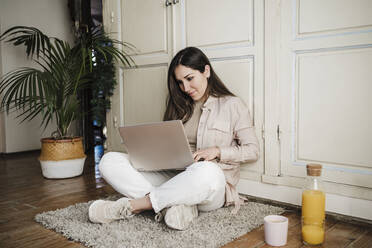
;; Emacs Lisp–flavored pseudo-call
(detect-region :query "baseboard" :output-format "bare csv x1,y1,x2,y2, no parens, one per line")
237,178,372,221
0,149,40,158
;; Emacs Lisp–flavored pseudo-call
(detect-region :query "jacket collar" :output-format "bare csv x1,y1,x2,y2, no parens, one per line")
202,95,218,110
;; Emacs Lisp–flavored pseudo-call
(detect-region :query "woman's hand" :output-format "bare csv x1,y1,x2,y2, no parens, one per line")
193,147,221,162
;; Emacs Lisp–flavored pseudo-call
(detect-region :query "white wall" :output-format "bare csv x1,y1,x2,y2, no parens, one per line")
0,0,74,153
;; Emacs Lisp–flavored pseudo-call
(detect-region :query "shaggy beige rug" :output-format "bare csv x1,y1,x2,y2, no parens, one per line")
35,196,284,248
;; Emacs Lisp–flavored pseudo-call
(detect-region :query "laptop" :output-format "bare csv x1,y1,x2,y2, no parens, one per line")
118,120,195,171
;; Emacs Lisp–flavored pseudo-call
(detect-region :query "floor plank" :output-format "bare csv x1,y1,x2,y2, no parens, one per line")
346,228,372,248
317,222,367,248
1,151,371,248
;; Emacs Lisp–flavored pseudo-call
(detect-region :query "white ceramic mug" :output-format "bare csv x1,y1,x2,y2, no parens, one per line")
264,215,288,246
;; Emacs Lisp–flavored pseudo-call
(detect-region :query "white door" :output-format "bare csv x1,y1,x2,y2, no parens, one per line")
104,0,173,151
105,0,265,181
270,0,372,199
179,0,264,178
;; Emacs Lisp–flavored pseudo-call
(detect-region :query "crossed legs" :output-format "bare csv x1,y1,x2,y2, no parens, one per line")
98,152,226,213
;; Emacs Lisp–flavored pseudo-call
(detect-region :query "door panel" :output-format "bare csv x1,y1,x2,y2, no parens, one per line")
185,0,253,48
298,0,372,35
123,66,168,125
297,48,372,168
122,0,169,55
212,58,254,122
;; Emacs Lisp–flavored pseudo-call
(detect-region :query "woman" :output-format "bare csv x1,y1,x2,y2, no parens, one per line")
89,47,259,230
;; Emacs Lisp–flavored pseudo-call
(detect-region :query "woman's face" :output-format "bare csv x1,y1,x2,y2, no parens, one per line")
174,64,210,101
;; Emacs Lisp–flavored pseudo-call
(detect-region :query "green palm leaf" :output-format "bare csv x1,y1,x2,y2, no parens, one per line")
0,26,135,138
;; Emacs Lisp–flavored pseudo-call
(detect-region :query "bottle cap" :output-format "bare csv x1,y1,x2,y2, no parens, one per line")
306,163,322,176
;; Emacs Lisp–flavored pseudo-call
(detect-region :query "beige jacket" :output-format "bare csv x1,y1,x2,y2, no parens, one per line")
196,95,260,214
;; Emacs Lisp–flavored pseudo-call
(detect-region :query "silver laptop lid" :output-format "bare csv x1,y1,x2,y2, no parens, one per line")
119,120,194,171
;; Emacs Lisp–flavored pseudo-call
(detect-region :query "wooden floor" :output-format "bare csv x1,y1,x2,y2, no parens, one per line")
1,151,371,248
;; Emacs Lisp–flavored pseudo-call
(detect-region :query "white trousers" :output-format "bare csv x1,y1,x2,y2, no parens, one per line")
98,152,226,213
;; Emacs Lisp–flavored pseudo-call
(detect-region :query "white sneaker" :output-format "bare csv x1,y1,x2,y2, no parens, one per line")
154,207,168,222
164,204,198,230
88,197,134,224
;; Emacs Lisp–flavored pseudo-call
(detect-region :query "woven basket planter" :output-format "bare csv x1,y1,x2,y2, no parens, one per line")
39,137,86,179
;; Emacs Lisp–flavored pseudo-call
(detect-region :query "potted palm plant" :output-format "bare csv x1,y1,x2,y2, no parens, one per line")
0,26,134,178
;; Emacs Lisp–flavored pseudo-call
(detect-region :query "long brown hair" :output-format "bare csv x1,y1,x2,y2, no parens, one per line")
163,47,234,122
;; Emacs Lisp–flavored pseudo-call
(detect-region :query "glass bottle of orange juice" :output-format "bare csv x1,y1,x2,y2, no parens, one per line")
301,163,325,246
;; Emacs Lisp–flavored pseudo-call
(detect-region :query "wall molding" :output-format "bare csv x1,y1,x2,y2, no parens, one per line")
294,0,372,39
238,177,372,220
